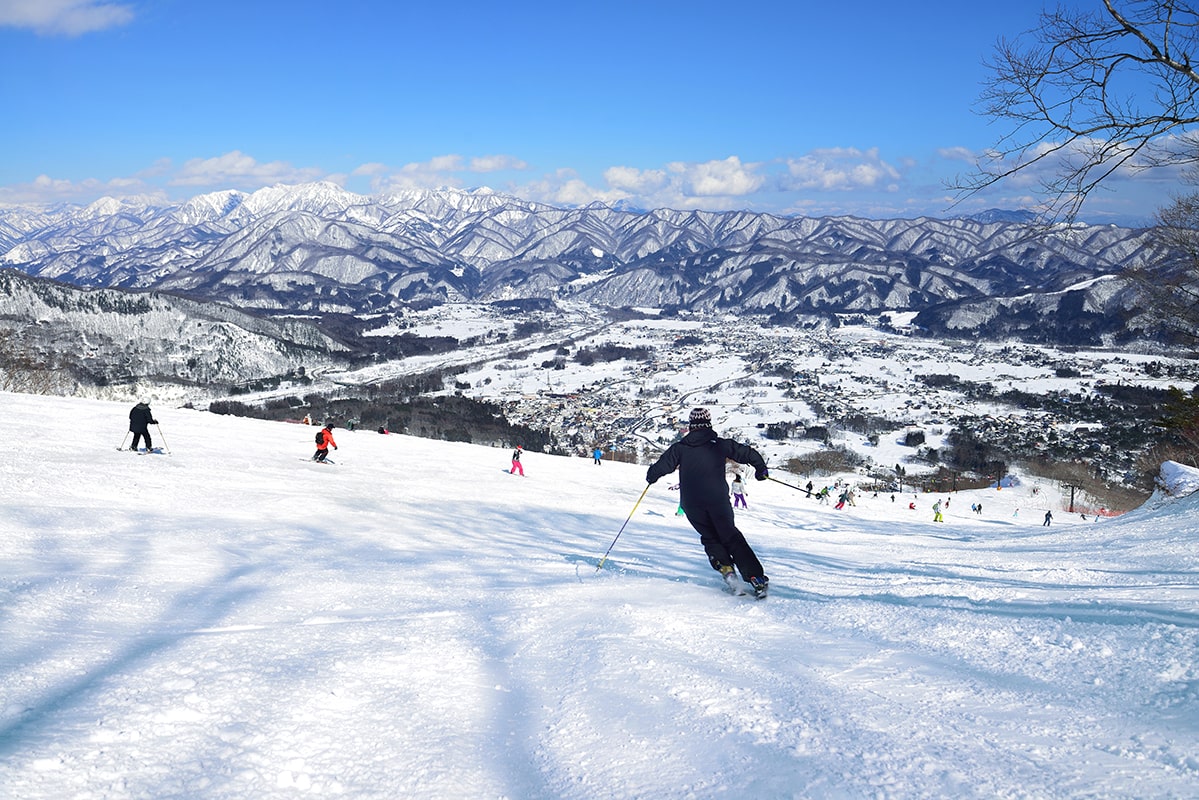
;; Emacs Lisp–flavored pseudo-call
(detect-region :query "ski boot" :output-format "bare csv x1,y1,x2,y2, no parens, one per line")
719,565,745,595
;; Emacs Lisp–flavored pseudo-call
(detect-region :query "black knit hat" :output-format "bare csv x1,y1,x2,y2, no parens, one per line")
689,407,712,428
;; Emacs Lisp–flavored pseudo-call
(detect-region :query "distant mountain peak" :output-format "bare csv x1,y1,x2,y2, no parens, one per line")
964,208,1039,224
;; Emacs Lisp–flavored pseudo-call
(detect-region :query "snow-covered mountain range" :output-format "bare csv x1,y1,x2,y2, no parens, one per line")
0,269,347,395
0,182,1173,343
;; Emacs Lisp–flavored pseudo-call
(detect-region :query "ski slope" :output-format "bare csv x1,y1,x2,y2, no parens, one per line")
1,392,1197,799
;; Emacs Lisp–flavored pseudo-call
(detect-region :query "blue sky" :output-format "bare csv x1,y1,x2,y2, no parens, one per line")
0,0,1185,224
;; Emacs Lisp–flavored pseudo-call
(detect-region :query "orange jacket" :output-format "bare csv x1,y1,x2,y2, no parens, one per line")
318,429,337,449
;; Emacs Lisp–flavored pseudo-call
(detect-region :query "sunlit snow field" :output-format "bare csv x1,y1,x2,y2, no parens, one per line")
1,392,1197,798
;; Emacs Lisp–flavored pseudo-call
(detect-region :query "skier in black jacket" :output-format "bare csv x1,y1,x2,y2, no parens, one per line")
646,407,770,597
128,400,158,452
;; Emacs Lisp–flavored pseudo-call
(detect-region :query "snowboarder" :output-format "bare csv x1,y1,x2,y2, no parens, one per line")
313,423,337,462
593,446,603,465
510,445,525,476
645,407,770,598
731,473,747,508
1043,510,1053,526
128,400,157,452
933,499,944,522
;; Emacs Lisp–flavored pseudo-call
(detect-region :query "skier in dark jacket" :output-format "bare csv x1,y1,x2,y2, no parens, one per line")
646,407,770,598
128,401,157,452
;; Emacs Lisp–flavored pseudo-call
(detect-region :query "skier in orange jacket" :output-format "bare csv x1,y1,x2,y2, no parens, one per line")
313,423,338,462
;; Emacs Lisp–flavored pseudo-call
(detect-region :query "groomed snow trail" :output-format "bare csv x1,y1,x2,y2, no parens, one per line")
1,393,1197,798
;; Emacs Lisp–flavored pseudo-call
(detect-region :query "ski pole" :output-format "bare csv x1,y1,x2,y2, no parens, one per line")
117,431,130,451
768,475,812,497
597,483,650,572
154,423,171,455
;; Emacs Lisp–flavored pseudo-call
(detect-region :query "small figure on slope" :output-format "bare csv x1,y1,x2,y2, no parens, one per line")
510,445,525,476
646,407,770,599
731,473,747,508
128,400,158,452
313,423,337,462
593,446,603,465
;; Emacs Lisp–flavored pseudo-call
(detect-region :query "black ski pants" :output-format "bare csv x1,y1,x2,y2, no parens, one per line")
683,502,766,582
131,431,153,451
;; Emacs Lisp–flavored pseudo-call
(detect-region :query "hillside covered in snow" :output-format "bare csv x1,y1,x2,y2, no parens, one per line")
1,391,1197,798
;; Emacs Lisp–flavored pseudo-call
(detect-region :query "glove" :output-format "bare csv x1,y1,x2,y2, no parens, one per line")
150,419,159,425
755,468,769,481
334,445,339,450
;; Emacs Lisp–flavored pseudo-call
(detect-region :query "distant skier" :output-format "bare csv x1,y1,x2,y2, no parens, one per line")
510,445,525,476
646,407,770,599
1043,510,1053,526
313,423,337,462
128,400,158,452
593,446,603,465
933,499,944,522
731,473,747,508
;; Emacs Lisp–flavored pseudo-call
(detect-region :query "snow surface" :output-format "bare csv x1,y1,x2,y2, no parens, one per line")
2,391,1198,799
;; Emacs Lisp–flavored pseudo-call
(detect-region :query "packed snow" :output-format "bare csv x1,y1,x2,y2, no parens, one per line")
2,391,1198,799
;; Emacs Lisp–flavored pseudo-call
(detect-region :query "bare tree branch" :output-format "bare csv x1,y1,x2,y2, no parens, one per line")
956,1,1199,221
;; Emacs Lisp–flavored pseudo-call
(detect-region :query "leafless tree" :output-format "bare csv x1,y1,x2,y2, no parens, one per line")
960,0,1199,221
1121,192,1199,343
0,329,63,394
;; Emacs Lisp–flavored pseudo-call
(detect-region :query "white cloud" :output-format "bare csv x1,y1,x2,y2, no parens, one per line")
937,146,976,163
515,168,630,207
469,155,528,173
170,151,324,188
603,165,667,194
783,148,901,191
351,162,389,178
674,156,765,197
0,0,133,36
0,173,166,207
355,154,530,193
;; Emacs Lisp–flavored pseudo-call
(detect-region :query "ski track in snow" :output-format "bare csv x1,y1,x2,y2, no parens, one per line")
1,392,1197,798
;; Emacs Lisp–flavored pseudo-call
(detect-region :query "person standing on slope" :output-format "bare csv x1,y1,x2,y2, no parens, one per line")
645,407,770,598
731,473,747,508
510,445,525,476
593,446,603,465
313,422,337,462
128,400,158,452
